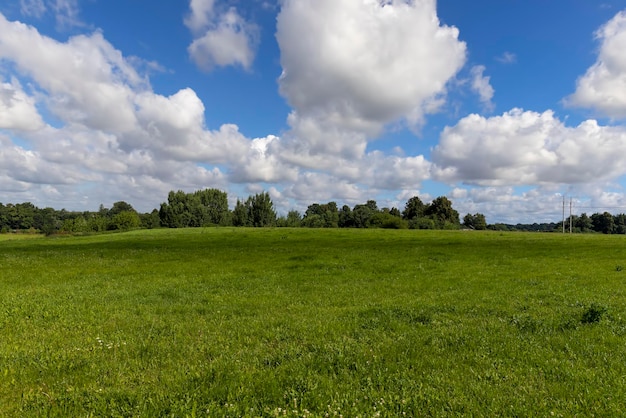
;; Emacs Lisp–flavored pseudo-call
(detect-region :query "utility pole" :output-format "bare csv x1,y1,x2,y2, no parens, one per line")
569,198,573,234
562,196,566,234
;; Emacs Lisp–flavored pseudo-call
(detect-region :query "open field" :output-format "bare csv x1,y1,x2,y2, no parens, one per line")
2,228,626,416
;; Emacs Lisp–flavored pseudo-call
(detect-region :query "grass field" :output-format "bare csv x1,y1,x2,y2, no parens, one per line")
2,228,626,417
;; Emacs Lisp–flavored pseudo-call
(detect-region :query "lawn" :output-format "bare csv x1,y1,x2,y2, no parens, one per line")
1,228,626,416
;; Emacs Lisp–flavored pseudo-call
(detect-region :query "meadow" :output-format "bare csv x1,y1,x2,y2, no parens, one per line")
1,228,626,417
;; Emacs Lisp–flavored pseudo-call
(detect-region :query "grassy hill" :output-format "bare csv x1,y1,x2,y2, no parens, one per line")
2,228,626,416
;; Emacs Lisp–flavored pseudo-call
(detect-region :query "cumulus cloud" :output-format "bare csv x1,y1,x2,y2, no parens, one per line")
0,78,44,131
0,15,146,132
567,10,626,119
185,1,259,71
276,0,466,156
447,186,572,224
432,109,626,186
0,12,268,210
469,65,495,111
185,0,216,34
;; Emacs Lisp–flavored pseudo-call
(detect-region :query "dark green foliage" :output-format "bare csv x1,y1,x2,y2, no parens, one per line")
231,192,277,227
159,189,230,228
277,210,302,227
232,199,250,226
576,213,593,232
613,214,626,234
140,209,161,229
109,201,135,217
369,211,408,229
592,212,615,234
410,217,436,230
110,211,141,231
402,196,426,220
248,192,277,227
338,205,354,228
352,203,375,228
424,196,460,228
194,189,230,225
302,202,338,228
463,213,487,230
581,303,607,324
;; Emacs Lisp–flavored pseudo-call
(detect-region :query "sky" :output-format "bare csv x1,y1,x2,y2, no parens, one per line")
1,0,626,223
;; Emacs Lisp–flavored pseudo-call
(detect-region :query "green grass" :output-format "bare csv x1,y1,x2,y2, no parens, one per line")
2,228,626,416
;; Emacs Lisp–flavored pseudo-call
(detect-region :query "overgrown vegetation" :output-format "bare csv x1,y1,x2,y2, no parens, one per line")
2,229,626,416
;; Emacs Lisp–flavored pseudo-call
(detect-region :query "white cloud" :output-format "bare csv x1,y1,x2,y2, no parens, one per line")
185,2,259,71
0,78,44,131
276,0,466,156
0,133,84,185
447,186,571,224
567,10,626,119
432,109,626,187
0,16,145,132
469,65,495,111
0,12,265,210
185,0,216,34
281,172,365,204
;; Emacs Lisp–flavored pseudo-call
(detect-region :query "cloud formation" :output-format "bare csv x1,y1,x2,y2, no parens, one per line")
276,0,467,156
0,78,44,131
185,0,259,71
469,65,495,111
567,10,626,119
432,109,626,186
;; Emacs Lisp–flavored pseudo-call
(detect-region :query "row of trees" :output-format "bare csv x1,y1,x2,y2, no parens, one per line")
158,190,463,230
558,212,626,234
0,189,467,234
5,187,626,235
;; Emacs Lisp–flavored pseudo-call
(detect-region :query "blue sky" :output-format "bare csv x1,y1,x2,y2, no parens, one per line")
1,0,626,223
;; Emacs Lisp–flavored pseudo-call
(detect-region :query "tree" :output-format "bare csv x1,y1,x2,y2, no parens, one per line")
232,199,250,227
34,207,59,235
424,196,460,228
575,213,593,233
194,189,230,225
0,203,7,232
352,203,375,228
159,191,191,228
158,189,230,228
277,210,302,227
389,207,402,218
109,201,135,217
591,212,614,234
140,209,161,229
110,211,141,231
338,205,355,228
614,214,626,234
246,192,277,227
369,212,408,229
463,213,487,230
402,196,426,220
302,202,339,228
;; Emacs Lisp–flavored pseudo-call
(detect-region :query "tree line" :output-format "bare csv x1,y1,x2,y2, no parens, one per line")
2,188,626,235
0,189,463,234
